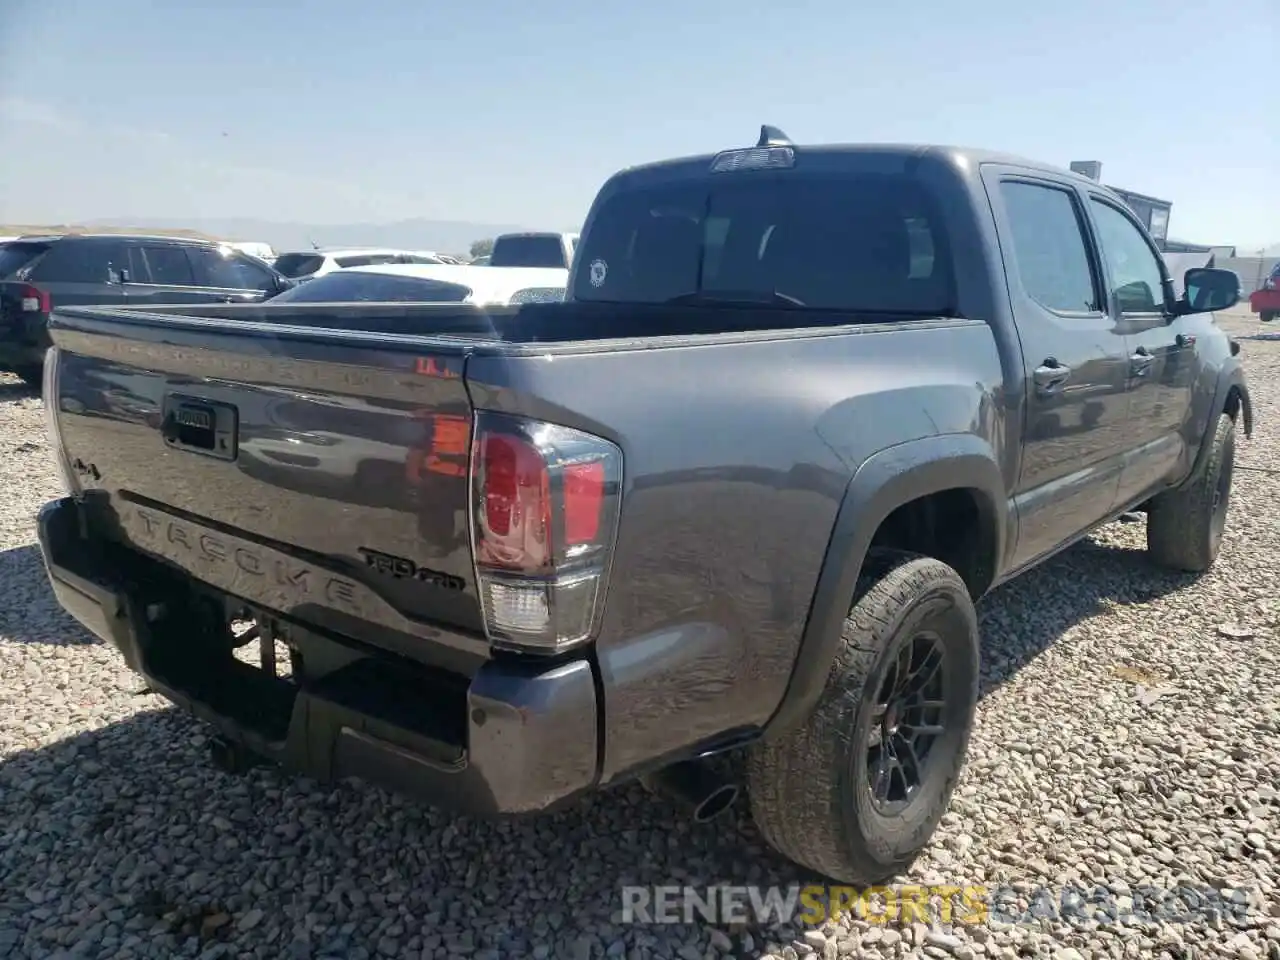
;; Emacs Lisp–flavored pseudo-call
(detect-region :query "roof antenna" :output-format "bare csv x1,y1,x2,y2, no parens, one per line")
757,124,792,147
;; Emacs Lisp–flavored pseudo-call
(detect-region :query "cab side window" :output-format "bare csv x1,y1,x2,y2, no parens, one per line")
1089,199,1168,315
998,181,1099,314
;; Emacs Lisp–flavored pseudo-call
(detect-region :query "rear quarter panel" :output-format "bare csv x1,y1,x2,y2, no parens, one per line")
464,319,1007,780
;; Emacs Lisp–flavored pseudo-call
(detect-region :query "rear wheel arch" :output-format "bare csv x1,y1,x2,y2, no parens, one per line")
764,435,1007,738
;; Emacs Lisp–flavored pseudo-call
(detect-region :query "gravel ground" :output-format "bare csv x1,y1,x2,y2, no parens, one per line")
1,307,1278,960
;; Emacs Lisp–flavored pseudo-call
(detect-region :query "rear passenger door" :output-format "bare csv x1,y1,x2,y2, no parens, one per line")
984,170,1134,569
1085,196,1195,506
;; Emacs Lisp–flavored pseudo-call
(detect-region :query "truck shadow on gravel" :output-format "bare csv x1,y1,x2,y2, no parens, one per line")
0,378,38,402
0,528,1200,956
972,528,1196,696
0,544,99,647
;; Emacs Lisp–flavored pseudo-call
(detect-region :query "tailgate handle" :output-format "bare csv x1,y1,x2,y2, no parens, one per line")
162,396,238,461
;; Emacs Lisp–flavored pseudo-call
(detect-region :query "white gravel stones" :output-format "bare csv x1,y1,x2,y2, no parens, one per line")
2,306,1278,959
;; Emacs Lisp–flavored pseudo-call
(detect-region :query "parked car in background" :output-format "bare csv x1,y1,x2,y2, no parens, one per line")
1249,262,1280,322
488,231,579,268
272,248,449,282
224,240,276,262
266,262,567,306
0,233,294,384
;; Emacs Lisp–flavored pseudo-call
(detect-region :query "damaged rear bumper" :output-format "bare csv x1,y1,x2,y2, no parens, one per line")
36,496,600,816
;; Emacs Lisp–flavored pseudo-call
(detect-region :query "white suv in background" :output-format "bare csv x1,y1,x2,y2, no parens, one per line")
272,247,449,282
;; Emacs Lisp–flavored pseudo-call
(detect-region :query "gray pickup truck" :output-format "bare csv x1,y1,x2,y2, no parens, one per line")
35,127,1251,884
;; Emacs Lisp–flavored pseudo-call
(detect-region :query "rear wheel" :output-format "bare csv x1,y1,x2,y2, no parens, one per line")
746,549,980,883
1146,412,1235,573
1261,311,1277,323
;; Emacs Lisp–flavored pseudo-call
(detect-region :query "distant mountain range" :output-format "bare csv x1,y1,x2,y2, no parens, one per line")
83,216,571,256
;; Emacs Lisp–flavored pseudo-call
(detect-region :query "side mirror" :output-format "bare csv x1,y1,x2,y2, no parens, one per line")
1177,267,1240,316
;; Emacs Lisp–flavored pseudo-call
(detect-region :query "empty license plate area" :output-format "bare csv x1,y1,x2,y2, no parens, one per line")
161,394,237,460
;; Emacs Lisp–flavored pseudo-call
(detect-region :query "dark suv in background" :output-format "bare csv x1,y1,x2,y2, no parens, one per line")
0,233,294,384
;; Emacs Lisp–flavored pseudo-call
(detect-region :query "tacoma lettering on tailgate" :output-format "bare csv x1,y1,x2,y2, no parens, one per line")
129,507,363,613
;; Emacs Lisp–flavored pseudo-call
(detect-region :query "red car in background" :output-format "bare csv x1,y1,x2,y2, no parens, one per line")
1250,261,1280,322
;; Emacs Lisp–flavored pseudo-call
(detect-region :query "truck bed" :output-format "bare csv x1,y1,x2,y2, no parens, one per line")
87,297,945,344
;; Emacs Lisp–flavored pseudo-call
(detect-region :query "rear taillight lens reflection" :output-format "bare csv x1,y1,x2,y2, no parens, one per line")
470,412,622,654
20,284,51,314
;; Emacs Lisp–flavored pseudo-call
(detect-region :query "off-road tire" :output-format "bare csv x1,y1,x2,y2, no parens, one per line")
746,548,980,884
1146,412,1236,573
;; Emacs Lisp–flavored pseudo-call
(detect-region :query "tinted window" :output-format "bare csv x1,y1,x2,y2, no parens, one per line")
490,236,567,268
188,246,275,291
274,254,325,278
572,173,953,314
29,240,128,283
141,245,196,285
333,253,402,268
999,182,1099,313
1090,199,1167,314
228,254,277,291
268,270,472,303
0,241,53,278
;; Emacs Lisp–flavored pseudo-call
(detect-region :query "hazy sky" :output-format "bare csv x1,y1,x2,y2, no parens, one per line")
0,0,1275,247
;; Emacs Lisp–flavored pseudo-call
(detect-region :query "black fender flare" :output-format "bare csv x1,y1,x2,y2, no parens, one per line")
763,433,1008,738
1182,361,1253,490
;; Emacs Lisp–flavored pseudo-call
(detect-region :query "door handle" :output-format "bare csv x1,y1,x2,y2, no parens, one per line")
1130,347,1154,377
1033,359,1071,394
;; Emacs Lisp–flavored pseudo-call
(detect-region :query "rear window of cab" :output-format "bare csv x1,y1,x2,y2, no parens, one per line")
571,172,954,315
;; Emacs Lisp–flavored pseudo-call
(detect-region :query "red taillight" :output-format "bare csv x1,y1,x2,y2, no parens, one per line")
470,412,622,653
476,431,552,570
19,284,51,314
563,461,604,545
